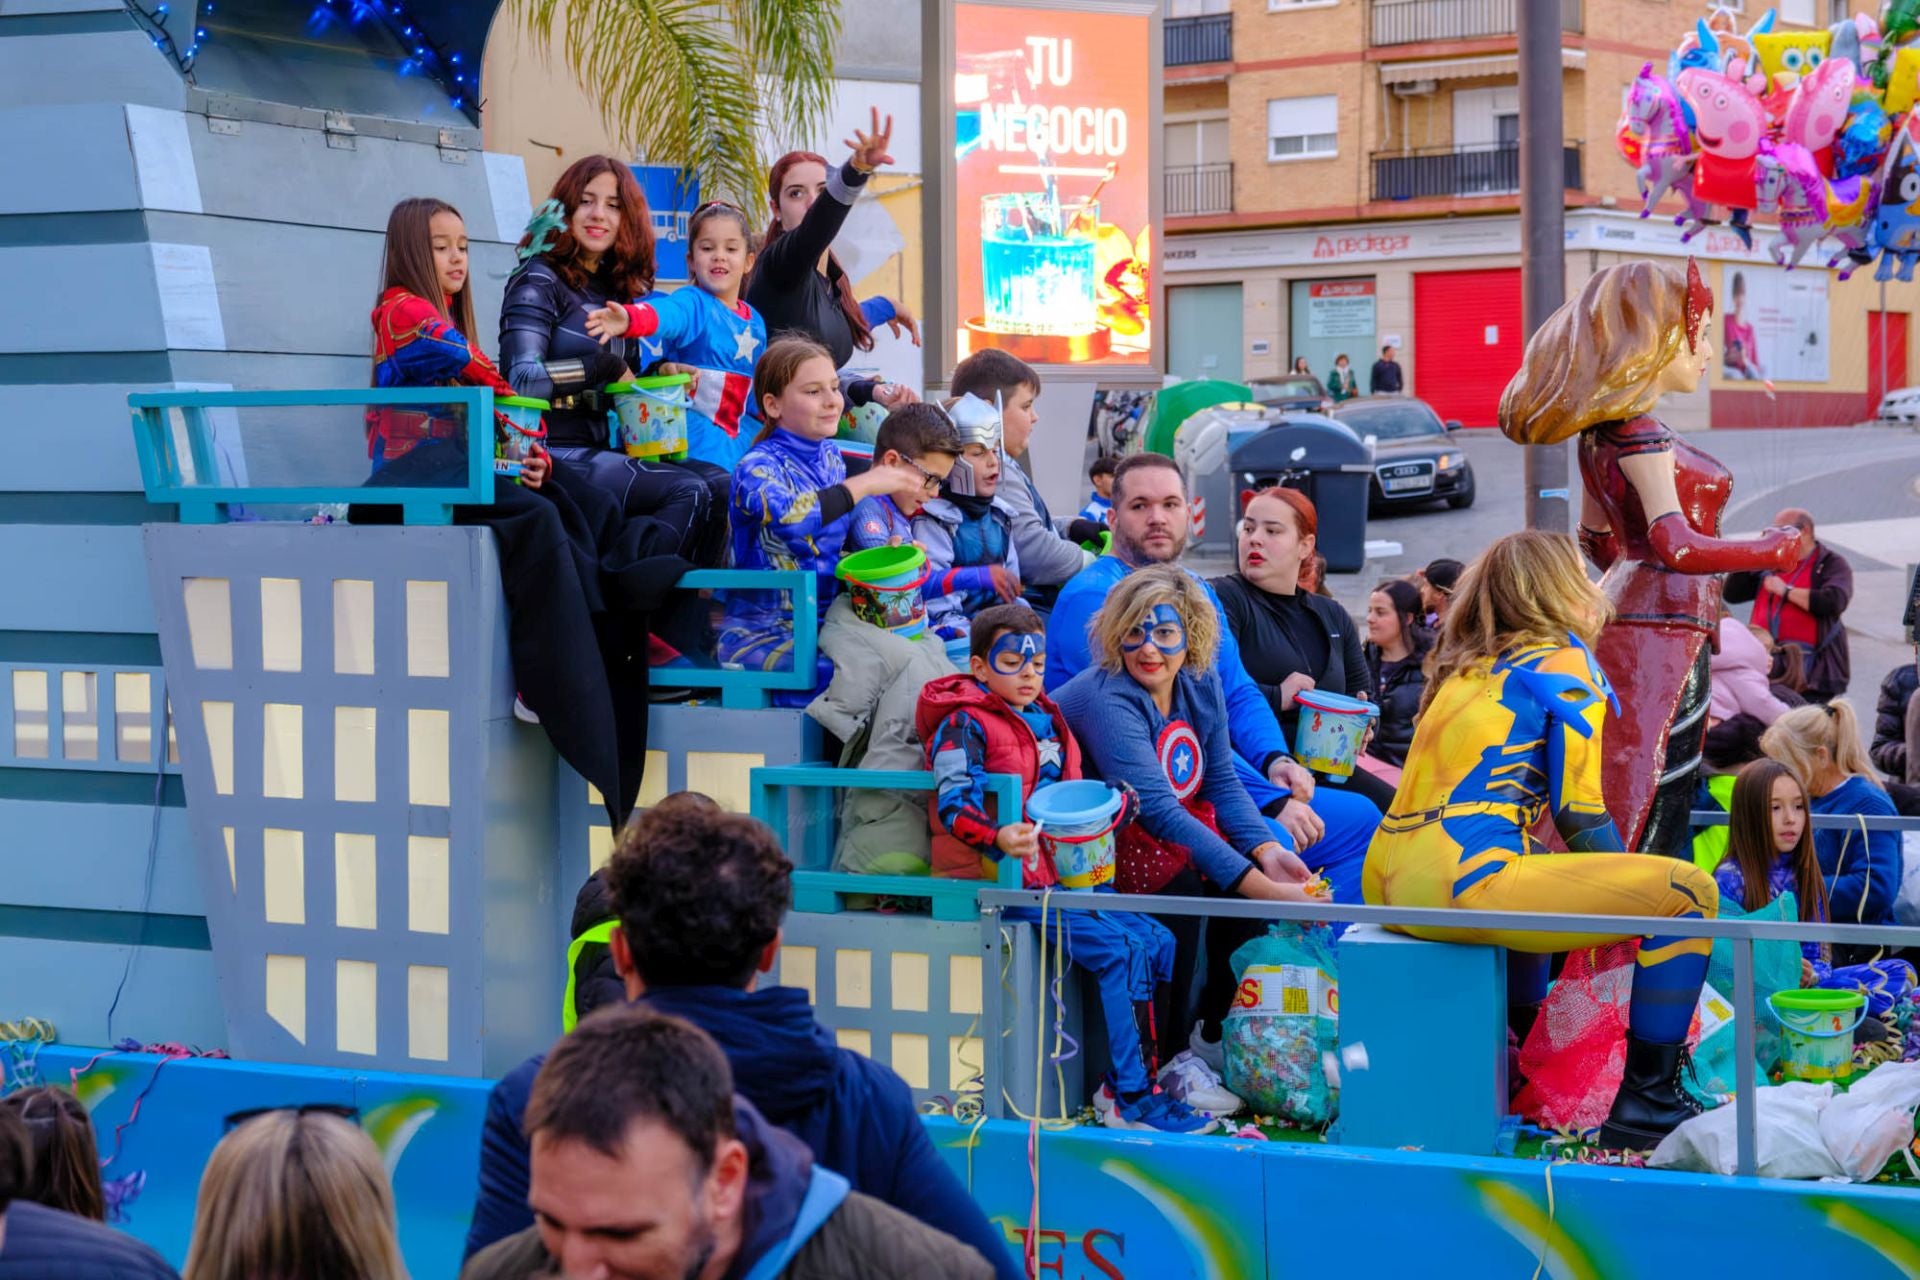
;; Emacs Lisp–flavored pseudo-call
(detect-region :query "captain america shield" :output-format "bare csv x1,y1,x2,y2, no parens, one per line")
1156,721,1203,800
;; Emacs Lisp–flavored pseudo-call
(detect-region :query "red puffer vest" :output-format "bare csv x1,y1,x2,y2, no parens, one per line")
914,673,1083,882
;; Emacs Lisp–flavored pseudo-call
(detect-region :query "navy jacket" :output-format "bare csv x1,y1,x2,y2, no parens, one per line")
0,1201,178,1279
464,984,1018,1280
1813,774,1901,925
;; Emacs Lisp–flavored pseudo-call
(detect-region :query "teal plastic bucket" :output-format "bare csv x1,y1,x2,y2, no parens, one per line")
494,395,548,479
836,545,930,639
1768,989,1866,1082
607,375,690,459
1027,780,1124,889
1293,689,1380,782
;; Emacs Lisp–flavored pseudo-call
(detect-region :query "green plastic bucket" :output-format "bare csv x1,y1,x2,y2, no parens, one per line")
494,394,548,480
1768,988,1866,1082
836,545,930,638
607,374,690,459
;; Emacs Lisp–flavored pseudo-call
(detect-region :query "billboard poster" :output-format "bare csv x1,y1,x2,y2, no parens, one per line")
953,3,1153,366
1307,279,1376,339
1721,264,1827,384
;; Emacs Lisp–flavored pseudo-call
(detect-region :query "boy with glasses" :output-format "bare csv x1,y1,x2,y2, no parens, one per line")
846,403,961,550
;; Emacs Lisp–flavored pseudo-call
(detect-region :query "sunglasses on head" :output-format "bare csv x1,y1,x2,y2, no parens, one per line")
222,1102,359,1133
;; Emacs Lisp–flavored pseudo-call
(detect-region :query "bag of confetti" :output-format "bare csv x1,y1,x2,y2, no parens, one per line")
1222,923,1340,1126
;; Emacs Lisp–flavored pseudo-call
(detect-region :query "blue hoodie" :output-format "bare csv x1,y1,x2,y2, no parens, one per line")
464,984,1018,1279
1812,774,1901,925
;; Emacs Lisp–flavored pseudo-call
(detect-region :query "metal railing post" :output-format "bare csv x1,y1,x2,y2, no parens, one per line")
1732,938,1758,1178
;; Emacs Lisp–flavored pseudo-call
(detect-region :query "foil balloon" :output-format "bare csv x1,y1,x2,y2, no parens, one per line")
1753,141,1873,273
1677,68,1767,217
1754,29,1831,90
1836,91,1893,179
1782,56,1857,173
1627,64,1710,235
1872,122,1920,281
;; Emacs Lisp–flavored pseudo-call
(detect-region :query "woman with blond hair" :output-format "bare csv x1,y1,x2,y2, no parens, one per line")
1364,531,1722,1150
1500,259,1800,860
1762,700,1902,933
1056,564,1330,1085
182,1109,406,1280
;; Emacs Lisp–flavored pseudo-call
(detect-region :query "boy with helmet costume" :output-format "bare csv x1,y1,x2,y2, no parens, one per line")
913,393,1027,637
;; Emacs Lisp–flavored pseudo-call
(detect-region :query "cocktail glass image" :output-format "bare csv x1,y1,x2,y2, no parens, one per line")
980,194,1099,336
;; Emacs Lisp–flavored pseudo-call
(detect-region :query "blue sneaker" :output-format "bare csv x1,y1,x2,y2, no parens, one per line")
1101,1086,1221,1135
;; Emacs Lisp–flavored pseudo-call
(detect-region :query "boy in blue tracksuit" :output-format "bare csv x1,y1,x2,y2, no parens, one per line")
845,403,960,552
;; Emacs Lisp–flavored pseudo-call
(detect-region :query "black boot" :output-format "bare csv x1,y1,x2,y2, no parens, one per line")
1598,1036,1704,1151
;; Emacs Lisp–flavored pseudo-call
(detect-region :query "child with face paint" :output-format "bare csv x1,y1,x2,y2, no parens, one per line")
916,606,1222,1134
912,393,1025,637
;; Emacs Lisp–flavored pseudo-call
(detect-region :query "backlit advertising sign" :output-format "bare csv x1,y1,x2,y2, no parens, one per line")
952,2,1153,367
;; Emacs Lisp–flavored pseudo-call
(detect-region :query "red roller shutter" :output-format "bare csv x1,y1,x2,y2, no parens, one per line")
1413,267,1523,428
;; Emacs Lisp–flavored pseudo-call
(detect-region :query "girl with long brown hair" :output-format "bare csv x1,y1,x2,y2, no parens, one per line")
0,1086,104,1221
1365,531,1724,1150
1500,260,1799,861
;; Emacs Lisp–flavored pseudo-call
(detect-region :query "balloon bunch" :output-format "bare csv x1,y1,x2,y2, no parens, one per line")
1616,3,1920,281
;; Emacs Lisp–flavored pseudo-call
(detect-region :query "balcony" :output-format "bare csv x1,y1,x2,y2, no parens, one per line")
1166,13,1231,67
1370,0,1580,46
1370,142,1581,201
1165,162,1234,217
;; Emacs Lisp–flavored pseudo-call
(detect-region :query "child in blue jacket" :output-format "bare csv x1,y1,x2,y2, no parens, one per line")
913,393,1025,638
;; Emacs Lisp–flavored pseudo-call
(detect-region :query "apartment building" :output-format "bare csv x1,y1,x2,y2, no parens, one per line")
1159,0,1911,429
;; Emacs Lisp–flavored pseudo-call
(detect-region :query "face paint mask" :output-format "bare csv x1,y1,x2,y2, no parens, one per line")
1122,603,1188,657
987,630,1045,675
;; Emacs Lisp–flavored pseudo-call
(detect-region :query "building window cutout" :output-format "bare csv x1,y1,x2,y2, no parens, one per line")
835,1027,871,1057
407,836,450,934
167,700,179,764
408,965,450,1061
263,828,306,925
332,580,376,675
407,708,450,806
183,577,234,670
949,1035,984,1092
334,833,378,930
61,670,98,761
115,672,153,763
405,580,451,678
262,702,304,799
890,1032,930,1090
1268,94,1338,160
260,577,303,673
333,706,377,802
223,826,235,892
587,823,614,874
950,954,984,1017
11,669,48,760
201,700,235,795
779,945,818,1005
637,750,669,808
266,953,307,1044
891,952,930,1013
684,751,764,814
336,959,378,1056
834,949,872,1010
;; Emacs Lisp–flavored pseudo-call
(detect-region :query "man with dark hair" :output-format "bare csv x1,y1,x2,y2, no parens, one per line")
0,1104,178,1278
465,808,1018,1278
462,1007,992,1280
846,403,961,551
1725,508,1853,703
1369,343,1403,394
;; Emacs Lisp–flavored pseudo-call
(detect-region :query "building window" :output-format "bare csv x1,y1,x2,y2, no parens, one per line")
1778,0,1815,25
1268,95,1338,161
1166,116,1230,168
1167,0,1229,13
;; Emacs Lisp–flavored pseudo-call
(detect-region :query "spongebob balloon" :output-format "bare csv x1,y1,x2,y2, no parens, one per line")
1754,29,1831,89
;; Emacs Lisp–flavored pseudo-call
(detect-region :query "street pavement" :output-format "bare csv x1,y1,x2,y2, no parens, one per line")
1187,424,1920,752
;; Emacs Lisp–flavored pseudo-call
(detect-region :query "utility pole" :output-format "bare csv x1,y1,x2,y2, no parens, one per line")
1519,0,1568,532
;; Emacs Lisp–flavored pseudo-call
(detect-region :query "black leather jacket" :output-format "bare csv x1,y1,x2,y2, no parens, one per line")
499,255,638,448
1364,631,1431,768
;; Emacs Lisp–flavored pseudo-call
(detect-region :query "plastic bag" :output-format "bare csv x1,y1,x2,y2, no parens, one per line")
1513,941,1636,1131
1222,923,1340,1126
1649,1081,1845,1180
1819,1061,1920,1181
1706,892,1814,1073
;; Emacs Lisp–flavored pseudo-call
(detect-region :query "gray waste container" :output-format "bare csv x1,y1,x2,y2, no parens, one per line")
1229,418,1374,573
1173,403,1284,553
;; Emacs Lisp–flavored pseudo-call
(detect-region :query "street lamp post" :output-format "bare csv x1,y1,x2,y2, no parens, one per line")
1519,0,1568,532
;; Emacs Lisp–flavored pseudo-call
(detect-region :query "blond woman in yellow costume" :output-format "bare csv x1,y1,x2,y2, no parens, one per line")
1363,531,1720,1149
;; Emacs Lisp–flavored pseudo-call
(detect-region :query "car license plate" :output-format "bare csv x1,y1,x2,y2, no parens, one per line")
1384,475,1430,493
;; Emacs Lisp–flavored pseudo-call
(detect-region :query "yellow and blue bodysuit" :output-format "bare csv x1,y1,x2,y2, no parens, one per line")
1363,638,1719,1043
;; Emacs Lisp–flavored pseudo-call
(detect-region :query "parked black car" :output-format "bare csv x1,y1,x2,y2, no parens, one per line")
1331,396,1476,512
1248,376,1335,415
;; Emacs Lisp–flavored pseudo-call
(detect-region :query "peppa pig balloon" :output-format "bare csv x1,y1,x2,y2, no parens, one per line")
1678,68,1769,211
1782,56,1857,174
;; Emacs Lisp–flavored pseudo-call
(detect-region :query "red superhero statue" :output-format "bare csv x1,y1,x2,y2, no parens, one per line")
1499,259,1799,857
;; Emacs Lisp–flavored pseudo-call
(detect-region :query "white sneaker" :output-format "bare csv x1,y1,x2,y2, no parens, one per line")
1158,1050,1244,1117
1188,1023,1225,1075
513,694,540,725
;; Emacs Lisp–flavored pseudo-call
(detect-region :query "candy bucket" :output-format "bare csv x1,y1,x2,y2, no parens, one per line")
495,395,548,480
1768,989,1867,1082
607,374,690,459
1293,689,1380,782
944,635,972,667
1028,779,1124,889
836,545,930,639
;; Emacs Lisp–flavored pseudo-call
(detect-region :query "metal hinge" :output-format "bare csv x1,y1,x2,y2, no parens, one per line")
205,100,241,136
323,112,357,151
437,128,470,165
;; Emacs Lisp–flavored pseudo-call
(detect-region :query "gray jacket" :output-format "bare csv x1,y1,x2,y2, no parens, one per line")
999,456,1094,587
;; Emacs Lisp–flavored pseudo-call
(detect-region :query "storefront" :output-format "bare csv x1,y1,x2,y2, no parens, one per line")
1162,210,1920,429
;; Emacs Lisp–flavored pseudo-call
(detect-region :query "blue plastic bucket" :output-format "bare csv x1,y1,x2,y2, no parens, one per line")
1293,689,1379,782
494,395,548,480
1768,989,1867,1082
1027,779,1124,889
836,545,930,639
607,374,690,459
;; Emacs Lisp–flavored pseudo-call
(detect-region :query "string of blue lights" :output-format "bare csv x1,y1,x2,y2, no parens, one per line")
310,0,476,119
124,0,205,73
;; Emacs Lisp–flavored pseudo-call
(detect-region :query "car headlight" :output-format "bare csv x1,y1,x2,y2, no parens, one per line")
1437,451,1465,471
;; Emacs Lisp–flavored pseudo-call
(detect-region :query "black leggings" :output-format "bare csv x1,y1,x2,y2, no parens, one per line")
1151,866,1266,1063
547,445,729,567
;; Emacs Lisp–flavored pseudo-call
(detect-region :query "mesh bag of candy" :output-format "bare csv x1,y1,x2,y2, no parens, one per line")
1222,923,1340,1126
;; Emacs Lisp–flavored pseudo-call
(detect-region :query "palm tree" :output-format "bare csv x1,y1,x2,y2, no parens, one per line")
512,0,843,208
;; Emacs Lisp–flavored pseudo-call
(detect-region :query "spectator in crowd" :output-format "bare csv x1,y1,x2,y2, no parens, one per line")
1369,344,1403,395
1709,607,1795,726
1291,356,1311,376
461,1007,994,1280
913,394,1026,639
1870,645,1920,815
0,1101,176,1278
1211,488,1389,809
0,1087,102,1221
465,805,1017,1278
1415,558,1463,632
1691,712,1769,872
1044,454,1382,909
1080,454,1117,524
1326,353,1358,403
182,1108,406,1280
1363,578,1430,769
1725,510,1853,703
843,404,959,552
1762,701,1903,939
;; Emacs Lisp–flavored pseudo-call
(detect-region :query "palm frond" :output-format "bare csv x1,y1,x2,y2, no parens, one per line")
512,0,840,209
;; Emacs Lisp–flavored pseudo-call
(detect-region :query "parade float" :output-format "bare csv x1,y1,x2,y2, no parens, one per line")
1,3,1917,1277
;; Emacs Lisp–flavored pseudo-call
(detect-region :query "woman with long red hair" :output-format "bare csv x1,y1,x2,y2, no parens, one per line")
499,155,728,566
